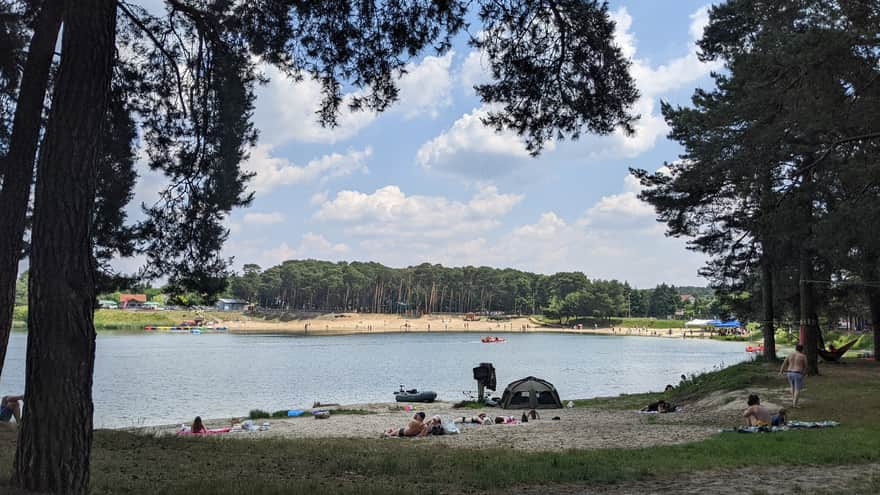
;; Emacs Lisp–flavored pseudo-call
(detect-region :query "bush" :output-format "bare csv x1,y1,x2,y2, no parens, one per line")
12,306,27,322
249,409,271,419
271,410,289,418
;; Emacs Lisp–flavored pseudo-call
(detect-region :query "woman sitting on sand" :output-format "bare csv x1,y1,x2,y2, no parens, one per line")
384,411,427,437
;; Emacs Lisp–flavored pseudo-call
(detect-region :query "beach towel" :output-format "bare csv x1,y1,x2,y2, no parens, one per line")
724,420,839,433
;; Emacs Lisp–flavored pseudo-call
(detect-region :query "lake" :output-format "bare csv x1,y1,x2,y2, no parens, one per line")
0,331,749,428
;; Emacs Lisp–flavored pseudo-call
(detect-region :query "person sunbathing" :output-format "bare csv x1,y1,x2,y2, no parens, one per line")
457,412,491,425
425,415,444,435
191,416,207,434
384,411,427,437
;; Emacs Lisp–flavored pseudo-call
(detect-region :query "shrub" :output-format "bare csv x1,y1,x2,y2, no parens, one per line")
249,409,271,419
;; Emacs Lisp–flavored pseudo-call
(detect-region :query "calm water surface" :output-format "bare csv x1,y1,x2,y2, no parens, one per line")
0,331,749,428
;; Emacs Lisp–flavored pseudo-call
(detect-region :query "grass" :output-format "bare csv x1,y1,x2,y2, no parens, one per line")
572,359,777,410
533,315,688,329
3,423,879,494
2,360,878,494
11,308,243,330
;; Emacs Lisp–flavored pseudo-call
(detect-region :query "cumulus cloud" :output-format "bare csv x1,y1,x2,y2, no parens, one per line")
254,66,378,147
618,6,722,97
226,232,350,269
422,5,718,180
244,145,371,194
254,52,457,147
314,184,522,238
586,174,654,219
415,106,551,179
459,49,492,93
397,51,455,119
243,211,286,225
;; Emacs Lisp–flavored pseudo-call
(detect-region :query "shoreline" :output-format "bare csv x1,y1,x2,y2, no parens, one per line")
217,313,722,340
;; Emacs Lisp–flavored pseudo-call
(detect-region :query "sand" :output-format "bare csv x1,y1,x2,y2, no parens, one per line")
216,312,716,340
136,385,797,452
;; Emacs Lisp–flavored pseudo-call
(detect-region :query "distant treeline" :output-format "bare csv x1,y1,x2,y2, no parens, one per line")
226,260,716,319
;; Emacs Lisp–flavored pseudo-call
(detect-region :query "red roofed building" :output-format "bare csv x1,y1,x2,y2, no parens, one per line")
120,294,147,308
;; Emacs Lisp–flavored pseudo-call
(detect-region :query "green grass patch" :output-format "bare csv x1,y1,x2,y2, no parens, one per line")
534,315,687,329
3,424,878,494
11,308,245,330
573,360,780,411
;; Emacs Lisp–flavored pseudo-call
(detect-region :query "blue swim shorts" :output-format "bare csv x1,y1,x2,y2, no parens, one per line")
0,406,11,422
787,371,804,391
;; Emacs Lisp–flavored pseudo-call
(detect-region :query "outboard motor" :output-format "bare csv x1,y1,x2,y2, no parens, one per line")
472,362,496,401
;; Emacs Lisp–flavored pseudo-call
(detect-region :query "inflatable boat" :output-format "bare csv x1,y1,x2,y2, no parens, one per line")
394,389,437,403
481,336,506,343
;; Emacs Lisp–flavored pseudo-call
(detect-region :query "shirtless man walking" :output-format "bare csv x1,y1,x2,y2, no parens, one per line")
780,344,807,407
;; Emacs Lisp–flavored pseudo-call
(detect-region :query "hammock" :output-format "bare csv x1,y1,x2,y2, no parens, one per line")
818,338,860,362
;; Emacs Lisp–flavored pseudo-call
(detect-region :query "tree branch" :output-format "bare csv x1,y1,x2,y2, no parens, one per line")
117,1,188,117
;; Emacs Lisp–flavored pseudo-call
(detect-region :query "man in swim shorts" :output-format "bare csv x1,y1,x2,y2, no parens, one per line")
0,394,23,424
780,345,807,407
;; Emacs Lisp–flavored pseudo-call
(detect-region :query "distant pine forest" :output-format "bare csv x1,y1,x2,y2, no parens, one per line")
225,260,718,320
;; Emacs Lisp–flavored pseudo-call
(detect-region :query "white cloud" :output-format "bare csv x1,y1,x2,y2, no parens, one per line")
586,174,654,219
397,52,455,119
254,66,378,147
244,145,371,193
309,190,329,206
421,6,717,181
459,50,491,93
314,184,522,238
243,211,286,225
415,106,553,179
614,6,722,98
254,52,457,147
226,233,350,269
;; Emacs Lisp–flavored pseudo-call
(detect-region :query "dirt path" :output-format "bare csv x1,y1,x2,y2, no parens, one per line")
508,462,880,494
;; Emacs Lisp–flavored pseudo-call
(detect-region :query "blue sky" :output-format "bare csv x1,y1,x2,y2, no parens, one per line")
128,1,722,288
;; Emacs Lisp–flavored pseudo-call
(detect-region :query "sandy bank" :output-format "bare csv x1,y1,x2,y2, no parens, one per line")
217,312,713,340
133,385,793,452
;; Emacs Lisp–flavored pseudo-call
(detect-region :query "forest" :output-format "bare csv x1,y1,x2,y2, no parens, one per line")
226,259,711,320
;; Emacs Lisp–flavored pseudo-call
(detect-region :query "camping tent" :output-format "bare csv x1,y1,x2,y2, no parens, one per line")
499,376,563,409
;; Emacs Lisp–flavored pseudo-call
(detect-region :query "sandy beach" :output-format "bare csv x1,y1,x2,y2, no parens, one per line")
135,386,788,452
216,312,715,339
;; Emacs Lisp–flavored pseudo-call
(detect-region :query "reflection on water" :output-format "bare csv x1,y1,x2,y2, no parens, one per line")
0,331,748,428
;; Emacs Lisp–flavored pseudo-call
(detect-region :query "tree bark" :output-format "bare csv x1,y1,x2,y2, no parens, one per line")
0,0,63,381
760,255,777,361
799,260,820,376
868,287,880,363
13,1,117,493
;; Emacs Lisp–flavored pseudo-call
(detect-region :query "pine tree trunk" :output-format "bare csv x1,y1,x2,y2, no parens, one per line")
0,0,62,381
760,256,777,361
868,287,880,363
799,260,820,376
13,2,117,493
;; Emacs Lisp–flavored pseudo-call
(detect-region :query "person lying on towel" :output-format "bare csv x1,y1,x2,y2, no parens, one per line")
384,411,427,437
